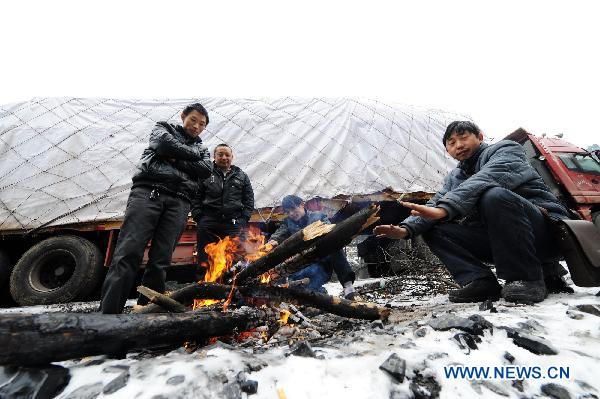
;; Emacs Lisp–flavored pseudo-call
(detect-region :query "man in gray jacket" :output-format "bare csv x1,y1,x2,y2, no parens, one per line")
100,103,212,313
374,121,571,304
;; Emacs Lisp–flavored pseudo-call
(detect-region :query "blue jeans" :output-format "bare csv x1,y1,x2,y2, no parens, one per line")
289,249,356,293
289,263,331,293
423,187,561,286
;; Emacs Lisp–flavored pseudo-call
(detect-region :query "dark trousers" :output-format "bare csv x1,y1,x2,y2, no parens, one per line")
422,187,562,286
195,216,243,278
289,249,356,292
99,187,190,313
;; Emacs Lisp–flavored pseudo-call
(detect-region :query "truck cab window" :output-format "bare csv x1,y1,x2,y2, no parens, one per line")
558,153,600,176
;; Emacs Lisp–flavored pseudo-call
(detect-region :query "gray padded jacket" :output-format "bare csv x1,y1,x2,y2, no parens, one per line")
401,140,570,237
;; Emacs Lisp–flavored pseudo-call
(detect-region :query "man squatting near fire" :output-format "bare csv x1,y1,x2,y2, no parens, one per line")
99,103,212,314
374,121,573,304
191,144,254,280
267,195,361,300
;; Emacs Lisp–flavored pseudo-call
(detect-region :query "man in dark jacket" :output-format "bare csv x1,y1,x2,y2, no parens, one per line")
100,103,212,313
191,144,254,275
374,121,571,304
267,195,360,300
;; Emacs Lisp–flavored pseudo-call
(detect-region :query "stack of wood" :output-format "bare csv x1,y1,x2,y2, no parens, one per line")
0,205,389,366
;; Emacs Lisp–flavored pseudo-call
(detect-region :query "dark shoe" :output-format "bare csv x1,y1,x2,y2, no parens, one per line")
502,280,548,304
344,292,364,301
544,275,575,294
448,276,501,303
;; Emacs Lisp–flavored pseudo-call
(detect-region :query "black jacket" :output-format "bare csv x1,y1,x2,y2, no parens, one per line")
191,164,254,222
132,122,212,201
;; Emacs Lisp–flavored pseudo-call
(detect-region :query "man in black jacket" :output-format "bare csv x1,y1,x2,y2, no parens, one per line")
100,103,212,313
191,144,254,277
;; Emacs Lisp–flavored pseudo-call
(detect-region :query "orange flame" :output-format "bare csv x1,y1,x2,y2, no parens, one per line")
279,309,291,325
203,235,239,283
242,225,273,262
193,226,275,311
260,273,271,283
193,235,239,310
222,274,237,312
234,328,269,342
193,298,220,309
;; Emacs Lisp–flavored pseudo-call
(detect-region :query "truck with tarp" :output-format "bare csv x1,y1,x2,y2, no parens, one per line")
0,97,462,306
2,98,598,306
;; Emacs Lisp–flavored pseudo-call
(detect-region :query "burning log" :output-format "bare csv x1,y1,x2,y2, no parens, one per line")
0,308,276,366
236,205,379,284
229,221,333,284
135,282,390,321
268,204,380,279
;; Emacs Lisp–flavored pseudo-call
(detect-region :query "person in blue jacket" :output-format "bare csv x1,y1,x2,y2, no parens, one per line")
267,195,360,300
374,121,572,304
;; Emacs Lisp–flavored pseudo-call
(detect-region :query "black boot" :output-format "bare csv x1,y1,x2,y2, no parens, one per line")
544,275,574,294
502,280,548,304
449,276,502,303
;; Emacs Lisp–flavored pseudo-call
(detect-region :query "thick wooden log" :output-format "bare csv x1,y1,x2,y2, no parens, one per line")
232,221,333,283
136,282,390,321
270,205,380,279
237,205,379,284
0,308,274,366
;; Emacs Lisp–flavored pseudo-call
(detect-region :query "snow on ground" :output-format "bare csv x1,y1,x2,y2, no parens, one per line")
1,279,599,399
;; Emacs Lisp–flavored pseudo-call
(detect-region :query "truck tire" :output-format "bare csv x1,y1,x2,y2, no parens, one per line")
0,249,11,288
9,236,103,306
593,212,600,231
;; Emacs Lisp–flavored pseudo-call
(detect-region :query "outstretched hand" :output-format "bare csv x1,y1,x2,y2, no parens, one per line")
399,201,448,220
373,225,409,239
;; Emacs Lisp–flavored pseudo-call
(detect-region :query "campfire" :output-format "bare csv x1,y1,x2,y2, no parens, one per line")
0,205,389,366
194,226,274,310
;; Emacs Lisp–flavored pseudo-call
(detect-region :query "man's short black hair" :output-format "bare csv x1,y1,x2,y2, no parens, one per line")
182,103,209,125
214,143,232,154
443,121,481,145
281,195,304,211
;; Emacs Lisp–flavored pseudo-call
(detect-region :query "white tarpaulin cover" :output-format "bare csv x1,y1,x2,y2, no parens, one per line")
0,97,463,232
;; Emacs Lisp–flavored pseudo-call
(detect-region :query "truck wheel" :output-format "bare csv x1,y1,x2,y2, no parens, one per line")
0,249,11,288
9,236,103,306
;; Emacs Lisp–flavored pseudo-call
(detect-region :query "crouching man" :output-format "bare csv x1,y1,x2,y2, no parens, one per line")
267,195,360,300
100,103,212,313
374,121,571,304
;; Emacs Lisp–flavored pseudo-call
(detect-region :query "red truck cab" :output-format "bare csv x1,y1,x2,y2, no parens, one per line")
505,128,600,225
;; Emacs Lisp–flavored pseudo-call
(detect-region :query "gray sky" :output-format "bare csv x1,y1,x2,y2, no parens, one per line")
1,0,598,148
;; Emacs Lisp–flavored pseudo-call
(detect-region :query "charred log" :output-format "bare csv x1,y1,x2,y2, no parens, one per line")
136,282,390,321
237,205,379,284
271,205,380,278
232,221,333,283
0,308,274,366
